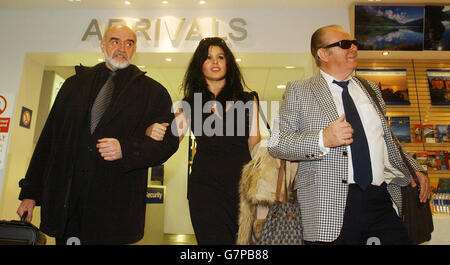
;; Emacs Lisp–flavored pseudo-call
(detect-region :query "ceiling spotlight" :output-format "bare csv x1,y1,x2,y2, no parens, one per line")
137,65,145,68
98,58,104,62
165,58,172,62
235,58,242,62
277,85,286,89
285,66,295,69
162,0,169,4
124,1,131,5
199,1,206,4
382,51,389,56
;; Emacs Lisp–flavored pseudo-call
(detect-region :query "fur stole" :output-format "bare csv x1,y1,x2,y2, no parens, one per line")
237,146,298,245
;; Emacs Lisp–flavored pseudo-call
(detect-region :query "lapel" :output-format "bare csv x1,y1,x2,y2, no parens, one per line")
74,64,99,126
352,76,410,181
94,65,144,132
309,73,340,125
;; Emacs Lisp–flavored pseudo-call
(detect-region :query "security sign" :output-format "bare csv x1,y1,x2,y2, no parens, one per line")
146,186,165,204
19,107,32,129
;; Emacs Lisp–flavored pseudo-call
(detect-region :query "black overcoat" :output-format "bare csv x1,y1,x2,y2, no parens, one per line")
19,63,179,244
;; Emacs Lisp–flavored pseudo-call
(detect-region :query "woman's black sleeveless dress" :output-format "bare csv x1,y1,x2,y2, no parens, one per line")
187,92,255,245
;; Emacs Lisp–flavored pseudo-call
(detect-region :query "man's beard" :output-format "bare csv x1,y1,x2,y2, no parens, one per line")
104,51,131,70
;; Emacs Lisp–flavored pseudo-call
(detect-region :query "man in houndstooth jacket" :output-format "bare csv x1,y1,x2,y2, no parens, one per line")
268,25,430,245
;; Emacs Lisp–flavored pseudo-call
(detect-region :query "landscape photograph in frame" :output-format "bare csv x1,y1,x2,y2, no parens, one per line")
424,5,450,51
355,5,424,50
356,69,410,105
427,69,450,105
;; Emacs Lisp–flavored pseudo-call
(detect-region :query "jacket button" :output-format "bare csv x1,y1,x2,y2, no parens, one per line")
343,151,348,157
305,155,310,159
342,180,348,184
88,146,93,152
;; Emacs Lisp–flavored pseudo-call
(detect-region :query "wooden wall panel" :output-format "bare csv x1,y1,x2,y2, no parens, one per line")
358,59,450,180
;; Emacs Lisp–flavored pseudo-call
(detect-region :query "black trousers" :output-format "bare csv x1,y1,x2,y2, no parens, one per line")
305,183,411,245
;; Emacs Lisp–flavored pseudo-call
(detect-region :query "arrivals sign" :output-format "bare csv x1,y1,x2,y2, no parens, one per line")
82,17,248,43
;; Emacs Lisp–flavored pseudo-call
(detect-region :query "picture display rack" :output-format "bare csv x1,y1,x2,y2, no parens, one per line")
357,58,450,182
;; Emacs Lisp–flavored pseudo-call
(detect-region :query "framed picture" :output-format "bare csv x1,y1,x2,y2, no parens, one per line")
389,116,411,143
19,107,32,129
424,5,450,51
355,5,424,50
426,69,450,105
356,69,410,105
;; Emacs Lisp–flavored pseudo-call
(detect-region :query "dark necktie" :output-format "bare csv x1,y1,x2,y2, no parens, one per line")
90,72,116,134
333,80,373,190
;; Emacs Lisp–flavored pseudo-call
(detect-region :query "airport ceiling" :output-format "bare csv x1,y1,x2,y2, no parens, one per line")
1,0,450,10
4,0,450,102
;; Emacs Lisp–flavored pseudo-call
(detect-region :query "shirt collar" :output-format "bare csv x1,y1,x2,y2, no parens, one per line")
320,69,354,88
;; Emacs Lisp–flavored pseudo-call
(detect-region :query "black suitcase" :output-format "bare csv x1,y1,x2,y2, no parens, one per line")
0,211,46,245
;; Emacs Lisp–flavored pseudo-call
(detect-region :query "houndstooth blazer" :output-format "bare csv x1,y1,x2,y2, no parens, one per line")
268,73,425,242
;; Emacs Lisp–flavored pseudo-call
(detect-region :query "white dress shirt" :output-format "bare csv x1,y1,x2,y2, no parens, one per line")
319,70,391,186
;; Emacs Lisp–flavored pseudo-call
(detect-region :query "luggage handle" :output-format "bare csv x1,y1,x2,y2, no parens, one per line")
20,211,28,222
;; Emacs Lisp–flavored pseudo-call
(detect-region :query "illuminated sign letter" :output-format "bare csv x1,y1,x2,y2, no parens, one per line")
165,18,186,41
134,19,151,40
185,18,203,40
229,18,247,41
82,19,102,41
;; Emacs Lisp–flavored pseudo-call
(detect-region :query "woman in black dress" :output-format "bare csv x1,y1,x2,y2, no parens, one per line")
146,37,260,244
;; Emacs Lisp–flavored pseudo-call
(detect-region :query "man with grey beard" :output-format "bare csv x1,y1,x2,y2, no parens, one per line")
16,25,179,244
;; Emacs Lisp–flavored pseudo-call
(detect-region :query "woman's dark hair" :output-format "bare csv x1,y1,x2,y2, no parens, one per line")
182,37,248,104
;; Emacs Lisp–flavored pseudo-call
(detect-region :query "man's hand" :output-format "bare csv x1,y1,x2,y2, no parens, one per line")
323,114,354,148
17,199,36,223
411,171,431,203
145,123,169,141
96,138,123,161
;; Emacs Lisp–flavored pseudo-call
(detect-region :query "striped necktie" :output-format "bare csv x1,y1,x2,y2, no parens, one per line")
90,72,116,134
333,80,373,190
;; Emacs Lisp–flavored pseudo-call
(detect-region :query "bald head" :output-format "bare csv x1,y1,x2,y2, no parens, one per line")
103,24,137,44
311,25,347,67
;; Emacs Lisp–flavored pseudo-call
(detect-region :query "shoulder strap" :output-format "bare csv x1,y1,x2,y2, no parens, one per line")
250,91,271,134
354,76,419,184
354,76,384,115
275,160,287,202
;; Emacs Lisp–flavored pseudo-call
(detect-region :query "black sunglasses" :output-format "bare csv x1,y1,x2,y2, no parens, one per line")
323,39,358,49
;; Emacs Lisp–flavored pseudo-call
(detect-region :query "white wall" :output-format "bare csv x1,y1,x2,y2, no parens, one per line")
163,136,193,234
0,55,45,223
0,8,349,235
